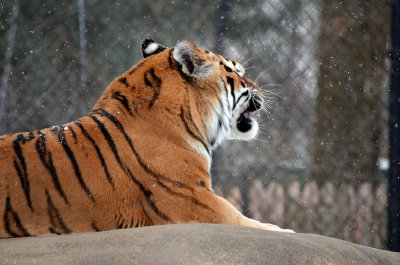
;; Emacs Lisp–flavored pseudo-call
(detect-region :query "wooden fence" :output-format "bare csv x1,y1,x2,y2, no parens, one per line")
223,180,388,249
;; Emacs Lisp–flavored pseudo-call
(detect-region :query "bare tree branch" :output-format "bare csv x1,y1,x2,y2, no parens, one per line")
78,0,88,115
0,0,19,131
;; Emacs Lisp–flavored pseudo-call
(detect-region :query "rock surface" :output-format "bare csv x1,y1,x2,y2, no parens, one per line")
0,223,399,265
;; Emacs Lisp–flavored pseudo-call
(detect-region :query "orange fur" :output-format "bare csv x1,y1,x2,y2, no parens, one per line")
0,40,292,238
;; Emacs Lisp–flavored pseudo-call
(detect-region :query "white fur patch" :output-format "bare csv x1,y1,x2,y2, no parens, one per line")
144,42,159,55
226,60,236,71
204,101,231,150
185,137,211,170
225,60,245,77
234,63,245,77
229,118,259,141
173,41,191,64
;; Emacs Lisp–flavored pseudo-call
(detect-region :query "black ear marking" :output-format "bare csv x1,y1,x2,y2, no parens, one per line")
172,41,214,79
141,38,167,58
181,54,195,74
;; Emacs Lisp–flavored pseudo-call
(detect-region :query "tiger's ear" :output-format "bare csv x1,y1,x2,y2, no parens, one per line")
142,38,167,58
173,41,214,79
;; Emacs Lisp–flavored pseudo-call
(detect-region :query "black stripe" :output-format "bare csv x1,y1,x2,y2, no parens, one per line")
227,77,236,110
49,227,61,235
210,137,216,146
89,115,126,173
143,68,162,108
185,106,207,143
129,62,144,75
4,196,30,237
168,49,175,69
51,126,59,135
27,132,35,142
92,109,210,211
221,78,231,111
36,132,69,204
91,221,101,232
235,90,249,105
13,136,33,211
119,218,134,229
14,133,35,144
46,189,72,234
180,107,210,155
58,127,95,201
224,65,233,72
126,167,171,221
69,126,78,144
118,77,129,88
217,117,223,130
140,202,153,225
112,91,133,116
177,63,193,82
116,215,123,228
74,122,114,187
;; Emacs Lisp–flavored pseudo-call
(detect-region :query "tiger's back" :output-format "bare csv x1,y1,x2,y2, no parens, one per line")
0,119,149,235
0,39,293,238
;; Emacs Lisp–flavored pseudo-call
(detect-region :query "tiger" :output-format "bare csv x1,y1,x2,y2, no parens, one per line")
0,39,293,238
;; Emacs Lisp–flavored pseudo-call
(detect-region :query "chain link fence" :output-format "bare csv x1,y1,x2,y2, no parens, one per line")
0,0,391,249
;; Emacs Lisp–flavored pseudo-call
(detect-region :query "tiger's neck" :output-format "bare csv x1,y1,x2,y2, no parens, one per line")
89,77,212,179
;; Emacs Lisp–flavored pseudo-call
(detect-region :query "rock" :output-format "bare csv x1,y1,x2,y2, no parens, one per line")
0,223,399,265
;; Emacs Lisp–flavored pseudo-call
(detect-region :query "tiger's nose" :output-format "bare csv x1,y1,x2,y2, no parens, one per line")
248,94,263,112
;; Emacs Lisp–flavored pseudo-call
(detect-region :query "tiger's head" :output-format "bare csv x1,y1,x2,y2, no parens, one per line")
142,39,263,147
101,39,264,154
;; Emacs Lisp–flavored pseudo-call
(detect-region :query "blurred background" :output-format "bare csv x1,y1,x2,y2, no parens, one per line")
0,0,397,250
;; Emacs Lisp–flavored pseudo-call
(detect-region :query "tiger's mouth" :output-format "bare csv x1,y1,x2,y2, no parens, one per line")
237,95,262,133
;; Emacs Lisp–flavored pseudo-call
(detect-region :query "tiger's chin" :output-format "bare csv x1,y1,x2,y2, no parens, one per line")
228,113,259,141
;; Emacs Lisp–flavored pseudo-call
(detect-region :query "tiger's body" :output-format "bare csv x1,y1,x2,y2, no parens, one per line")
0,39,293,238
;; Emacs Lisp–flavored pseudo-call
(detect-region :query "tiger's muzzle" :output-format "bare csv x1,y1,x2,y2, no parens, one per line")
237,93,263,133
